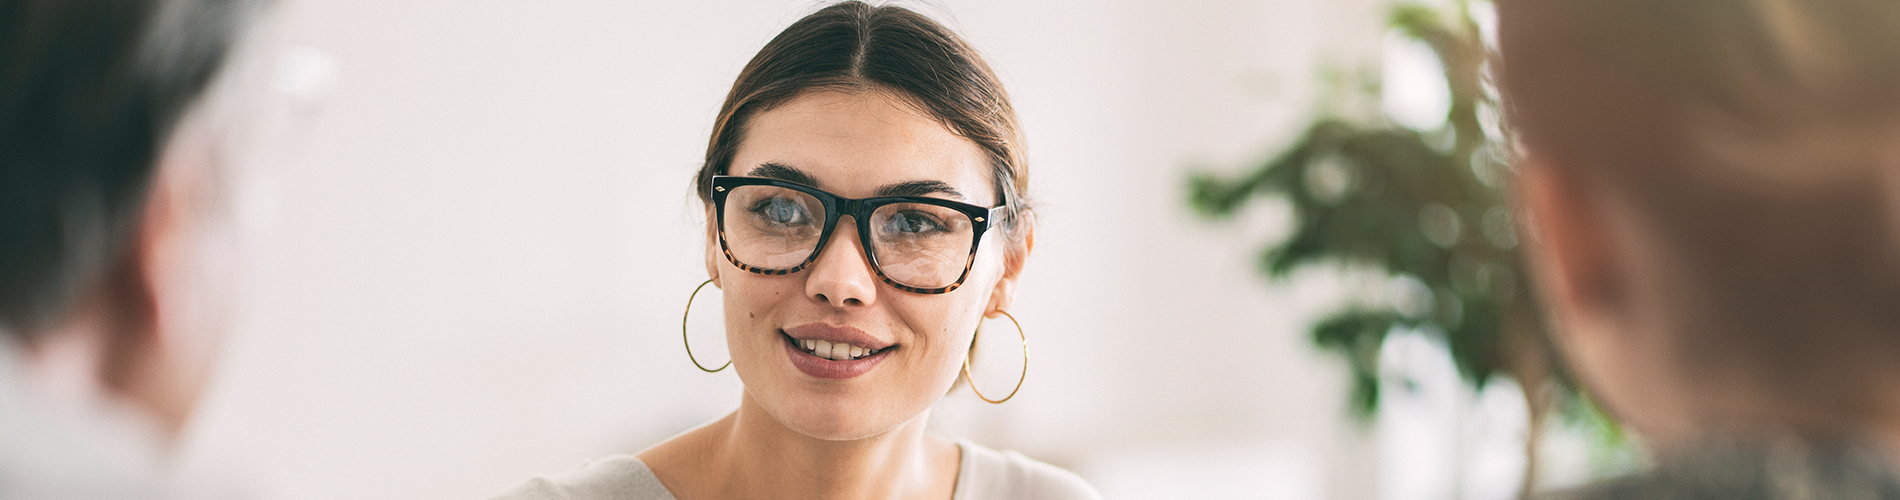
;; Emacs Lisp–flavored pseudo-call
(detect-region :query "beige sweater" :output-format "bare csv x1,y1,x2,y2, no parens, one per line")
489,439,1101,500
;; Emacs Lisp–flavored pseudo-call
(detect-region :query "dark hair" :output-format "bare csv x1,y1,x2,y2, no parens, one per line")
694,1,1030,238
0,0,251,339
1498,0,1900,415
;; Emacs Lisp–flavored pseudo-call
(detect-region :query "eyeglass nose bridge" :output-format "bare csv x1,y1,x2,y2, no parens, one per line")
808,198,958,295
807,202,876,271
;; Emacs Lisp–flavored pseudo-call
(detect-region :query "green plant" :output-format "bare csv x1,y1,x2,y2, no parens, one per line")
1186,0,1576,494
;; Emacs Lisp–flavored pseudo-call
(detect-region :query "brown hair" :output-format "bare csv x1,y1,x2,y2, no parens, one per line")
1498,0,1900,415
694,1,1029,239
0,0,251,339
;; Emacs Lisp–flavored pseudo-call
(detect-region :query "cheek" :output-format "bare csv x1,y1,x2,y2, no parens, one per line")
893,295,985,375
908,241,1011,355
720,274,799,341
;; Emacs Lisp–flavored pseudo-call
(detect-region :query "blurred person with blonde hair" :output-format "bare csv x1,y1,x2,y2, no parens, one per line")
1500,0,1900,496
491,2,1100,499
0,0,261,497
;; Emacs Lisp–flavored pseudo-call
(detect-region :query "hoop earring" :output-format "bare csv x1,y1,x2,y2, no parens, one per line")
960,310,1027,404
682,279,731,372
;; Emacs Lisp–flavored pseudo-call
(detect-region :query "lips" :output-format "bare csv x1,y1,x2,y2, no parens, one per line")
782,324,894,379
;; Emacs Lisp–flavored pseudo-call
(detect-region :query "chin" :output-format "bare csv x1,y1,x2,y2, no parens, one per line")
772,387,915,441
732,329,951,442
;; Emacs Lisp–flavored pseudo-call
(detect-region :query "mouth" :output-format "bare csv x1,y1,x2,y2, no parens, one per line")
786,334,891,361
780,324,896,380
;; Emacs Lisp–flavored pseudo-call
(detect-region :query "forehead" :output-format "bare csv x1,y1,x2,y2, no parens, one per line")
731,90,994,202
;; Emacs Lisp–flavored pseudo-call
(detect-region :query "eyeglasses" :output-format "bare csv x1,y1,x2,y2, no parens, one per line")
710,175,1006,294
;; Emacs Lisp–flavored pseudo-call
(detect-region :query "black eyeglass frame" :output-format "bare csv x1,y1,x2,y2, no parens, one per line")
710,175,1006,294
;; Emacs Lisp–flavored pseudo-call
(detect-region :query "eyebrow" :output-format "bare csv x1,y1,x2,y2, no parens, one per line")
745,162,967,201
747,163,820,187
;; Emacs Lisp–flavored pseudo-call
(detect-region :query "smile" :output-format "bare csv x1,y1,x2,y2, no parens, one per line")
780,325,896,380
792,337,887,361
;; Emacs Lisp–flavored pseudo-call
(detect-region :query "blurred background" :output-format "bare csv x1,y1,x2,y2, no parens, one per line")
178,0,1631,498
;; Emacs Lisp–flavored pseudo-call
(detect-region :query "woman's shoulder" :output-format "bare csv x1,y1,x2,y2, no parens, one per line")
954,439,1103,500
486,455,677,500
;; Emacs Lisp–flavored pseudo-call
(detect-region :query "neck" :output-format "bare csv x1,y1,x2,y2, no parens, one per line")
663,393,958,500
25,296,188,446
7,327,175,464
1634,370,1900,474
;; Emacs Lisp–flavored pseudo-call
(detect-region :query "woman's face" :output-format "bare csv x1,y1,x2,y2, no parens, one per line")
707,90,1022,441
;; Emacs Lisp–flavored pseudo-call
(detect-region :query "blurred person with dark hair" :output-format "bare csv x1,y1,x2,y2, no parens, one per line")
0,0,259,497
491,2,1099,499
1499,0,1900,496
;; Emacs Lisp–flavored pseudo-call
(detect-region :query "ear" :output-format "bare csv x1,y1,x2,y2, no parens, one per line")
101,131,219,437
1514,155,1702,445
1515,156,1620,321
985,212,1035,318
704,204,722,288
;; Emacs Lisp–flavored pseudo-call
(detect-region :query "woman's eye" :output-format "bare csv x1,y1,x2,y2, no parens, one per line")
750,198,811,226
883,211,944,234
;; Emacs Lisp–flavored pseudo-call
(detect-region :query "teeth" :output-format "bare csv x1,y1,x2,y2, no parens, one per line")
797,338,880,361
812,339,831,357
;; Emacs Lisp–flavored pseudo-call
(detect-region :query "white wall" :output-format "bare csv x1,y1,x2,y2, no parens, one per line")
177,1,1401,498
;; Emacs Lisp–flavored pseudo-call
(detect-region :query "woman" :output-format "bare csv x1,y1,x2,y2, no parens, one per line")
493,2,1099,499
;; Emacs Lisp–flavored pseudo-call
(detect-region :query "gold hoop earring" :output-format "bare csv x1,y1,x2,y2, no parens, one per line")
682,279,730,372
960,310,1027,404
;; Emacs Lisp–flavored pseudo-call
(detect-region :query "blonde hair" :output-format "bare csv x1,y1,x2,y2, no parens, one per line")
1499,0,1900,417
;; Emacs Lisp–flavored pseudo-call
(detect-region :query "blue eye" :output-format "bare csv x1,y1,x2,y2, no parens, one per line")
750,197,812,226
883,211,945,234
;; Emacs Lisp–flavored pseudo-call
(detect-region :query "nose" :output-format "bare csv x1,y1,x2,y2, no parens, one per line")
806,217,877,308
